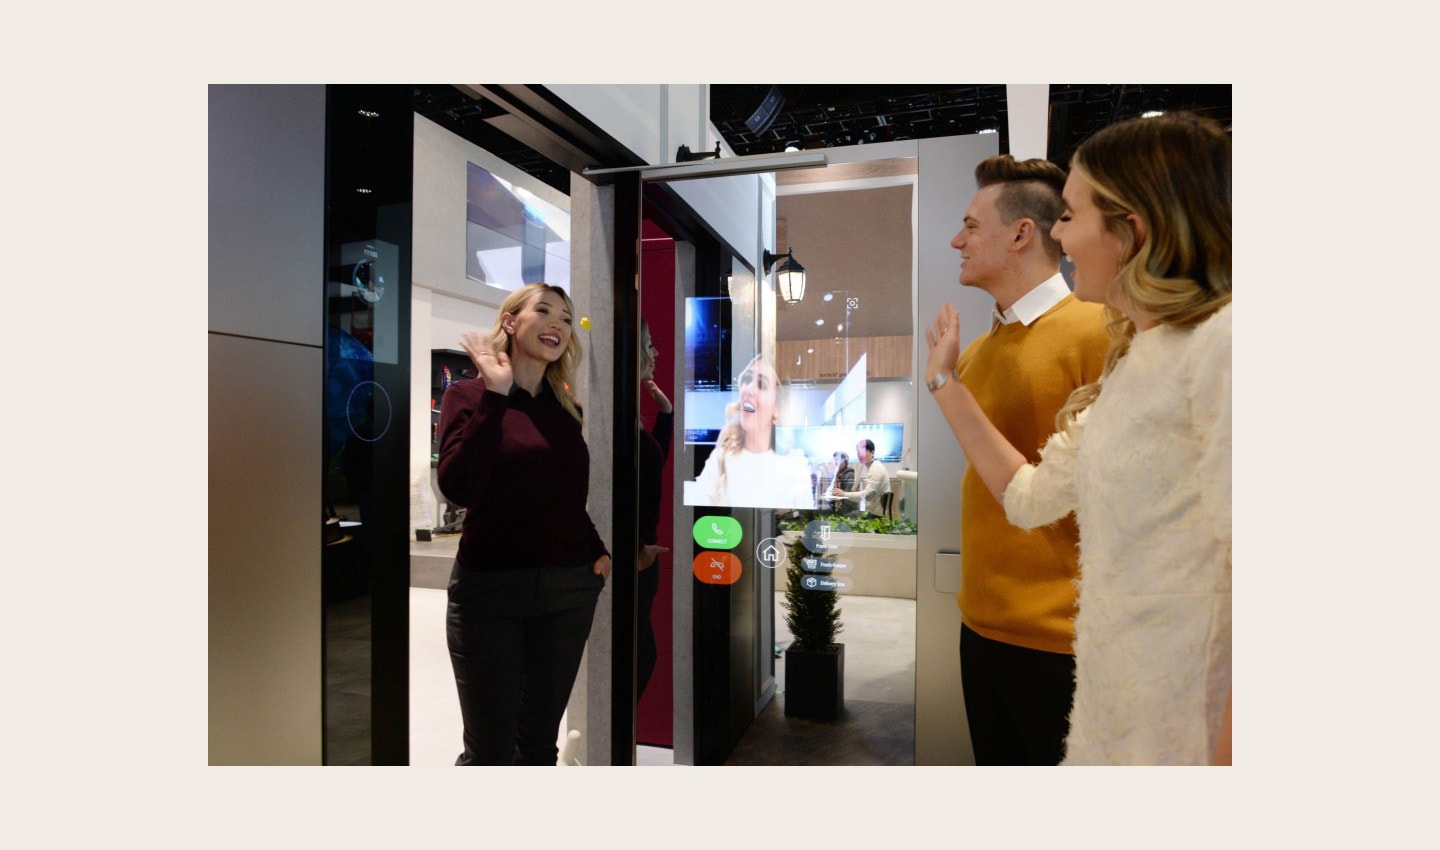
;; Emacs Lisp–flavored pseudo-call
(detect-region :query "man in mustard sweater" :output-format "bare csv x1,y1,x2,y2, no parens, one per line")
934,155,1109,765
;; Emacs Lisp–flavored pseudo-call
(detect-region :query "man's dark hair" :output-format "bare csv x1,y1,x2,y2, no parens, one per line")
974,154,1066,264
861,439,875,453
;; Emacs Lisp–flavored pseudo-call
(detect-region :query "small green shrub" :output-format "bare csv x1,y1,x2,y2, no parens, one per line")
777,510,916,536
782,538,843,652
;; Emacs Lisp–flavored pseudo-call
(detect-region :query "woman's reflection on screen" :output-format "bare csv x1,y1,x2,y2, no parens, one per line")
688,354,815,509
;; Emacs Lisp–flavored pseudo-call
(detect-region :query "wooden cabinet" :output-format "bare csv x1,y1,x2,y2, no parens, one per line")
775,334,913,382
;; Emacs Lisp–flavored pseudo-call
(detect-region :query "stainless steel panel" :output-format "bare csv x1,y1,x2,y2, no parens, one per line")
209,333,322,764
208,85,325,346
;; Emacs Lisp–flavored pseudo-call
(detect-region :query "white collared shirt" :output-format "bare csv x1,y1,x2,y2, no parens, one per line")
991,272,1072,326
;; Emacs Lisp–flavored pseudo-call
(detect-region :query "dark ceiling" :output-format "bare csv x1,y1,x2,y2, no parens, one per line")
413,83,1232,195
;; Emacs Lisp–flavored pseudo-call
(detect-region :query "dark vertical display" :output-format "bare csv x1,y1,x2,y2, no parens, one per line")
682,241,761,765
610,172,642,766
643,178,769,765
322,84,412,765
637,222,679,749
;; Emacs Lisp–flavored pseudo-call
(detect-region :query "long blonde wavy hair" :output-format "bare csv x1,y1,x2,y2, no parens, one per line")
1055,111,1232,431
709,354,780,503
491,282,584,422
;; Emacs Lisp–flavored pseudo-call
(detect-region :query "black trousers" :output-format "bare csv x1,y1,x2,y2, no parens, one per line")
960,623,1076,766
447,561,603,766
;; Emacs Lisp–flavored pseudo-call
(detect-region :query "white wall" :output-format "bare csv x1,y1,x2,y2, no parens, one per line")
413,114,570,305
670,173,766,264
547,86,766,270
410,115,556,528
1005,84,1050,161
913,133,1001,765
408,287,499,530
548,85,708,168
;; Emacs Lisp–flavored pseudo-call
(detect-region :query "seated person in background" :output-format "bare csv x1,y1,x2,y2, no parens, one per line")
823,451,858,514
833,439,890,519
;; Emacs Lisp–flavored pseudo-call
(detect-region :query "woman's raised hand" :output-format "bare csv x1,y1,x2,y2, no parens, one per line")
644,379,673,414
638,544,668,571
460,331,512,396
717,402,742,451
924,302,962,385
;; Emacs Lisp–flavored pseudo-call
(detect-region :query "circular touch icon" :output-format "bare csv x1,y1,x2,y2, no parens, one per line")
801,518,852,554
755,537,787,570
800,574,850,592
345,380,393,443
352,258,385,304
799,554,852,574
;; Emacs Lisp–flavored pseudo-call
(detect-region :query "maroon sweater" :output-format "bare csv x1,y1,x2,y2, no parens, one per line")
437,377,608,573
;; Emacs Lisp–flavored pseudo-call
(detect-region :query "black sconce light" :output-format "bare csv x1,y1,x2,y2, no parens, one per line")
764,246,807,305
676,142,723,162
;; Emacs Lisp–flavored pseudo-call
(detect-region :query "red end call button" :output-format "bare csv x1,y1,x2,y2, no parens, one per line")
693,551,743,585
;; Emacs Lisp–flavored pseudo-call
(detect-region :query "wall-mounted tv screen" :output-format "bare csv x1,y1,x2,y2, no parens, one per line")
684,296,730,393
466,162,570,294
682,296,732,446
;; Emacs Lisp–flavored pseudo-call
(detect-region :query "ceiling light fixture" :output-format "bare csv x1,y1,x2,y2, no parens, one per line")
764,246,807,305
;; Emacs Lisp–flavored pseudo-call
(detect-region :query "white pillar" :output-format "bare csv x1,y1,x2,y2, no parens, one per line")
569,174,616,765
1005,84,1051,161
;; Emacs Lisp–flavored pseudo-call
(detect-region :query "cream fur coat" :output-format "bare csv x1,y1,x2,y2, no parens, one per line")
1005,304,1232,765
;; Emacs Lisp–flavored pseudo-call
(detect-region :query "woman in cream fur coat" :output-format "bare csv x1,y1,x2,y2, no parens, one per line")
924,112,1231,765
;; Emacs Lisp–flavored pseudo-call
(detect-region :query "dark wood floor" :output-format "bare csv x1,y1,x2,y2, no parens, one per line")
724,697,915,766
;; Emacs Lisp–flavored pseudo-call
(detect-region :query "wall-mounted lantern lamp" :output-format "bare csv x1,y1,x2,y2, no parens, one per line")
764,246,807,305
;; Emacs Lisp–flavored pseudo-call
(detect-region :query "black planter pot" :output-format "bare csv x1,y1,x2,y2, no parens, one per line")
783,643,845,721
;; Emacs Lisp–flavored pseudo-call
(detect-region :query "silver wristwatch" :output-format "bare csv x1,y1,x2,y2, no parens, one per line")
926,371,950,393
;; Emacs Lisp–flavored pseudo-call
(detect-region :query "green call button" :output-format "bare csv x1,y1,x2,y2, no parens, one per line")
693,516,742,550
